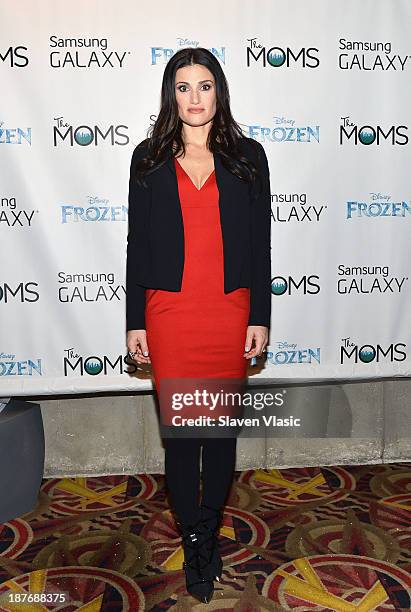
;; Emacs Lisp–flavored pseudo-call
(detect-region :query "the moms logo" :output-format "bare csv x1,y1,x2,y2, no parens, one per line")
0,282,39,302
340,116,408,145
64,347,138,376
271,275,320,296
246,38,319,68
53,116,129,146
340,337,406,363
0,46,29,67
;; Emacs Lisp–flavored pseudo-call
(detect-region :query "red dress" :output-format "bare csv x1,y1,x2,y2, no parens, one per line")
145,158,250,426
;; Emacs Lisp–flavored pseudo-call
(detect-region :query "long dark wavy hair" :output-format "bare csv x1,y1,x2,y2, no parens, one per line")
133,47,259,188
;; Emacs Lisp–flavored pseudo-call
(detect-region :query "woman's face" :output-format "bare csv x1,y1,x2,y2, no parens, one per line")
174,63,216,128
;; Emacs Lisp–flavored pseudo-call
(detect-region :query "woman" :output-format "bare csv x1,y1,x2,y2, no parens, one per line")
126,47,271,603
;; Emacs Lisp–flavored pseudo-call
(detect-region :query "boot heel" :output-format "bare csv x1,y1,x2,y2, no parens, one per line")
199,503,224,581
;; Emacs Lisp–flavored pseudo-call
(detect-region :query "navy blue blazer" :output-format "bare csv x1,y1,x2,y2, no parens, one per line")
126,136,272,331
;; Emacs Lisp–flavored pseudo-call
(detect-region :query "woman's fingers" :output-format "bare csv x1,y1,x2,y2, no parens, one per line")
128,326,267,364
243,326,268,359
244,342,263,358
244,328,254,354
134,345,151,364
127,330,151,364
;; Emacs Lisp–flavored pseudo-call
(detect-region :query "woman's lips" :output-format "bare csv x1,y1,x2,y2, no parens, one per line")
188,108,204,113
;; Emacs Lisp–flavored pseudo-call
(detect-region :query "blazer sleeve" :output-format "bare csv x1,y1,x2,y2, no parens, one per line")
247,140,272,328
126,141,149,332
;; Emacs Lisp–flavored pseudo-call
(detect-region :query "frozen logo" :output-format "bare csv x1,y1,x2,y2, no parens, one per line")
0,353,42,376
0,121,31,145
151,39,225,65
238,117,320,143
346,193,411,218
265,341,321,366
60,196,127,224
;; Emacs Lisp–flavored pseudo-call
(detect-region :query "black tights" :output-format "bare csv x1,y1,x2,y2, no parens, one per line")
163,436,237,526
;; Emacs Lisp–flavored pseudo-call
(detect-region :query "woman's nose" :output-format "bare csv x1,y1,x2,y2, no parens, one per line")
190,89,200,104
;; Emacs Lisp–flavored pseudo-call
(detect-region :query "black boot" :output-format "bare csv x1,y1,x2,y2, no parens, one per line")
179,519,214,603
199,503,224,581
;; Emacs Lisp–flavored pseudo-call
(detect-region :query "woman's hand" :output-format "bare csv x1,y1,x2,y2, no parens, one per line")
127,329,151,364
243,325,268,359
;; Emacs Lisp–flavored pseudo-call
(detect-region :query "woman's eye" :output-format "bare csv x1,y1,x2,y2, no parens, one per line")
177,84,212,92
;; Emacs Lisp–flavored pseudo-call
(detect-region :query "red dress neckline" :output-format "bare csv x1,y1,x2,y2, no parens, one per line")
174,157,215,191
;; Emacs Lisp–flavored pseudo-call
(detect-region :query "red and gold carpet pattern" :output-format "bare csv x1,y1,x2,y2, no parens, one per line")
0,463,410,610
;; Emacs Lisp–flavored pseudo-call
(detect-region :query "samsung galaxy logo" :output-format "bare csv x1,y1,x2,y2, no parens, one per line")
49,36,129,68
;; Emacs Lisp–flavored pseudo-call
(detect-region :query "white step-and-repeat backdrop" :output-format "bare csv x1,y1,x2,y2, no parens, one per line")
1,0,410,395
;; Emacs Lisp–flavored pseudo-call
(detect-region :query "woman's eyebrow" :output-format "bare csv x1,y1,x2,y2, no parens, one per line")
175,79,214,85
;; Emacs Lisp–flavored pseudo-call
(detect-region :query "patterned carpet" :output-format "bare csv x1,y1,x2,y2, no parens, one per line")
0,463,410,610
